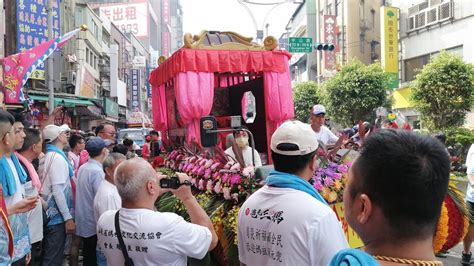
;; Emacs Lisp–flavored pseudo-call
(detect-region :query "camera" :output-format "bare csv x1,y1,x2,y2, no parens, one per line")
159,177,191,189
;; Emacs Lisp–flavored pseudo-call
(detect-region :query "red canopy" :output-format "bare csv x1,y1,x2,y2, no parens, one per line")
149,48,292,87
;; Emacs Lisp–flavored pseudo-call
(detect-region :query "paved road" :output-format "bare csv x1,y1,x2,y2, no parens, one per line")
439,244,469,265
439,177,470,265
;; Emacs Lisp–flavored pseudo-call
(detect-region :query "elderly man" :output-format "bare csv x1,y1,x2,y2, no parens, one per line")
41,124,75,266
95,124,116,143
330,130,450,265
97,158,218,265
75,137,111,266
93,152,126,266
93,153,126,221
237,120,348,265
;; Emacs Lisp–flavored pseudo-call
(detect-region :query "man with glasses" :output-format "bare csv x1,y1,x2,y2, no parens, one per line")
95,124,116,143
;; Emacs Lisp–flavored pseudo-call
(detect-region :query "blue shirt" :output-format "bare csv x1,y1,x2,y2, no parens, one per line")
76,159,104,237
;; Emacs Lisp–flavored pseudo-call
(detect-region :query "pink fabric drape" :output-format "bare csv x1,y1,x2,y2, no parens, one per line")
149,49,291,87
263,59,294,162
151,84,168,131
175,72,214,144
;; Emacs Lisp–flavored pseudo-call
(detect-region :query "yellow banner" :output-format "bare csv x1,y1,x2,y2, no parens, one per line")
330,202,364,248
381,6,399,88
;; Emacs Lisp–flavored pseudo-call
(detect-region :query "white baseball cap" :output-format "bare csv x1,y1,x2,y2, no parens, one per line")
59,124,71,132
43,124,70,143
312,104,326,115
271,120,319,156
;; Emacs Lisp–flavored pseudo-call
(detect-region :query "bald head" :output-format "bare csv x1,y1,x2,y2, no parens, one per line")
114,157,158,203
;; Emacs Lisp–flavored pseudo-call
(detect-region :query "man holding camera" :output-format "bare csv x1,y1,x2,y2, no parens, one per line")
97,158,218,265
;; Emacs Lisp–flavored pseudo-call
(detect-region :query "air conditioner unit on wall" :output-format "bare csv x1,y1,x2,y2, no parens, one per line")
67,71,76,86
408,5,419,17
429,0,442,7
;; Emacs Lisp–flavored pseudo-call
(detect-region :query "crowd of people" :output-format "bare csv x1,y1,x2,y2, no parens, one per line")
0,102,466,266
0,107,163,266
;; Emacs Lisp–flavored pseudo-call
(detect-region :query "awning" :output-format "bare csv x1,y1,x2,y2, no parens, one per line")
28,95,95,107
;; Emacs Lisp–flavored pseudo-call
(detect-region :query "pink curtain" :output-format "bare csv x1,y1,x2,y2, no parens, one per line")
175,72,214,144
151,84,168,132
263,59,294,162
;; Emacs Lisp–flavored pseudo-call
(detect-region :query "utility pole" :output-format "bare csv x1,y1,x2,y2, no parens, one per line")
47,0,54,114
306,0,317,81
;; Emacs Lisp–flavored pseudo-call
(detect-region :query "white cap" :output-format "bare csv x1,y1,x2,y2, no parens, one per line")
312,104,326,115
43,124,70,143
271,120,319,156
59,124,71,132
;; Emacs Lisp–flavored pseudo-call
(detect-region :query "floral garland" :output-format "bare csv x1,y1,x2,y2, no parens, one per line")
432,185,470,253
158,146,470,260
311,161,352,204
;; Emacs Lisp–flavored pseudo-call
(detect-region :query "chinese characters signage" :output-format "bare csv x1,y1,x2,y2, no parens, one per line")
381,6,399,89
288,37,312,53
162,0,170,24
161,0,170,56
324,15,337,70
16,0,60,80
99,1,148,37
131,69,141,111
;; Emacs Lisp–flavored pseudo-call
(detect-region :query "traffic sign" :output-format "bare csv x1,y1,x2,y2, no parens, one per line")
288,37,313,53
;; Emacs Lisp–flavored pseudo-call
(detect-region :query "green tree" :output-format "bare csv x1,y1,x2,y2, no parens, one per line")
293,81,322,122
321,60,391,127
411,51,474,131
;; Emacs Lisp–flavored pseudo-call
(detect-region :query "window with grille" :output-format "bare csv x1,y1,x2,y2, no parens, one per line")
427,8,437,24
439,2,452,20
415,12,426,28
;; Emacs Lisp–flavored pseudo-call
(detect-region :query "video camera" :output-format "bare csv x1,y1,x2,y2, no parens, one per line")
159,177,192,189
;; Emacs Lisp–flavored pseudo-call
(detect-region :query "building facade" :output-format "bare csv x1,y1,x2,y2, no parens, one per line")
285,0,384,83
393,0,474,127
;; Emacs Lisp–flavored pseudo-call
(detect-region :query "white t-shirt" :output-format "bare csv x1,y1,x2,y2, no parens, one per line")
467,144,474,174
97,208,212,266
5,158,31,262
237,185,348,265
314,126,338,145
24,181,43,244
93,180,121,222
225,146,262,167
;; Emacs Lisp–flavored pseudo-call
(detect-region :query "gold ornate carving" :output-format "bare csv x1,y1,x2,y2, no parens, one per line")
158,56,167,65
182,31,278,51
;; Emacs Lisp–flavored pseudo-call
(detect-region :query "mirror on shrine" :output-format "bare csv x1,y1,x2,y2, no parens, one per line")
241,91,256,124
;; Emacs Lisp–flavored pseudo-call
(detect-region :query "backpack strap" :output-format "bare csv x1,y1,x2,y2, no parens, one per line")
114,210,134,266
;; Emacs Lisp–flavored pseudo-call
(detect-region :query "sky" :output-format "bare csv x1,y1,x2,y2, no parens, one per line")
181,0,301,41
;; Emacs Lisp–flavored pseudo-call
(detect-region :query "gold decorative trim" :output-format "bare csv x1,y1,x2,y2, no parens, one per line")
158,56,167,65
182,31,278,51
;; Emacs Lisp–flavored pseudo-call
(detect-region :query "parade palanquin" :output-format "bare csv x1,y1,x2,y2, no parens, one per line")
148,31,469,265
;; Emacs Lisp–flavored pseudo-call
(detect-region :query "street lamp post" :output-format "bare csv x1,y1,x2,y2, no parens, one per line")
237,0,296,43
47,0,54,114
